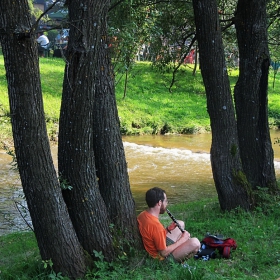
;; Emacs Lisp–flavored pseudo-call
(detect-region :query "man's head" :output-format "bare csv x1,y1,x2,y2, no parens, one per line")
145,187,168,213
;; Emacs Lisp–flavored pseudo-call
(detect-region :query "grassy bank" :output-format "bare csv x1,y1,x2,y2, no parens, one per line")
1,196,279,279
0,55,280,279
1,55,280,147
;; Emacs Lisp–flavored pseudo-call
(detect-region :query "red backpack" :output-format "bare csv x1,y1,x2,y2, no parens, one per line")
195,234,237,260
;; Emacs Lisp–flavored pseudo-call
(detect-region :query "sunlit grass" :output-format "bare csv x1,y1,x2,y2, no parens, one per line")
116,62,210,134
0,55,280,143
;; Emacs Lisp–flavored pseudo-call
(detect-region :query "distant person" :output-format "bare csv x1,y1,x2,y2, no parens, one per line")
36,32,49,57
137,187,200,262
55,32,62,44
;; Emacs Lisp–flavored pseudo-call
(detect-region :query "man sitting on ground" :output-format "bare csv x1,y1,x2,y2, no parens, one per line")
137,187,200,262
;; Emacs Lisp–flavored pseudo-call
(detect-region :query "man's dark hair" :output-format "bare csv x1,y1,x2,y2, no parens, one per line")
145,187,165,208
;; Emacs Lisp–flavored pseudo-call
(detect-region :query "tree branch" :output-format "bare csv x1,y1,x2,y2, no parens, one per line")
32,0,63,32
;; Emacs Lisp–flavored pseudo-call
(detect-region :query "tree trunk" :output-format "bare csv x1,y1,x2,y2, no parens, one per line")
192,0,252,210
0,1,86,278
58,0,115,260
92,17,141,247
234,0,278,193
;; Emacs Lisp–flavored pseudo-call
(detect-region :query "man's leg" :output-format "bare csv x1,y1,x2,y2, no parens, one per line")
166,220,200,261
172,237,200,261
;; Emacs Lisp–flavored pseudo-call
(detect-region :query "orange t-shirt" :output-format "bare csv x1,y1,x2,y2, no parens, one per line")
137,210,166,260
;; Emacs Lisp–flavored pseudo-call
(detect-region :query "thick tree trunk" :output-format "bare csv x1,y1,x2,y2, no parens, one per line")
92,8,141,248
192,0,252,210
0,1,86,278
58,0,115,260
234,0,278,193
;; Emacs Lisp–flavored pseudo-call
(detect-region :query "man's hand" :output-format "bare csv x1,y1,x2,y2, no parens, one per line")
166,222,177,232
180,231,191,241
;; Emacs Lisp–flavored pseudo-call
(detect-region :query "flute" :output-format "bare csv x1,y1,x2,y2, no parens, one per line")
166,208,184,233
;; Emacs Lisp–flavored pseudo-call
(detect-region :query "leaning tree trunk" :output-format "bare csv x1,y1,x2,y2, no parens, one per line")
234,0,278,193
92,5,141,247
0,1,86,278
192,0,252,210
58,0,115,260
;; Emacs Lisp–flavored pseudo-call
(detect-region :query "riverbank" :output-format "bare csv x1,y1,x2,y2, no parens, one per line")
1,198,279,279
1,57,280,279
1,56,280,148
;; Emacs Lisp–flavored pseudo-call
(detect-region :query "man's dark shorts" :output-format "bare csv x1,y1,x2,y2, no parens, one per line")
165,237,178,263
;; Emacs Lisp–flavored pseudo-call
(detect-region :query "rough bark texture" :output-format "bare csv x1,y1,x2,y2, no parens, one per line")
58,0,115,260
0,1,86,278
92,8,141,247
192,0,252,210
234,0,278,192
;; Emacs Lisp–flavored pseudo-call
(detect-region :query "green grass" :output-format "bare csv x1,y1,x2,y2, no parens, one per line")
116,63,210,135
1,196,279,279
1,56,280,145
39,58,65,121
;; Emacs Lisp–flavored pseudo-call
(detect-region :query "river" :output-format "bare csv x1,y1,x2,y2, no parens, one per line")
1,131,280,236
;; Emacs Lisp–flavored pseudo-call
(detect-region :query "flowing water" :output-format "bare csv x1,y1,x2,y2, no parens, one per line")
1,131,280,236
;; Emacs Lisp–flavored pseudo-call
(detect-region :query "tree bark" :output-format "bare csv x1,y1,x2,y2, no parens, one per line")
234,0,278,193
58,0,115,260
92,8,141,248
0,1,86,278
192,0,252,210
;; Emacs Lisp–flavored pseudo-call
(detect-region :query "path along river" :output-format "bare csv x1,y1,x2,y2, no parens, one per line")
1,131,280,236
